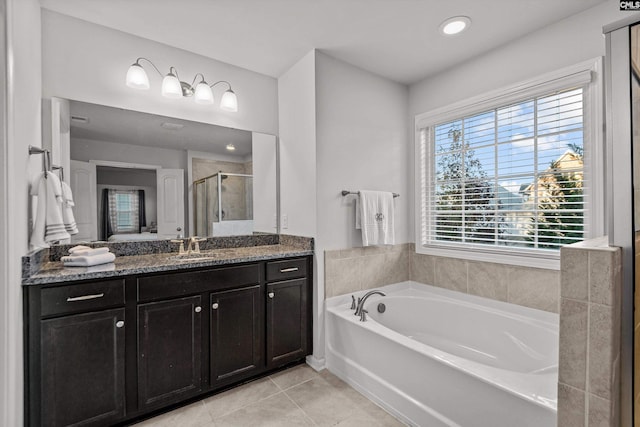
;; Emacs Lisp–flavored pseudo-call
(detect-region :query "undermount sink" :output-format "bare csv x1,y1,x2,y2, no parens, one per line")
168,252,220,262
168,248,241,262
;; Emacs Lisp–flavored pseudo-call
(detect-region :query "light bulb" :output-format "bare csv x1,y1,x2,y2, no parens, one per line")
440,16,471,36
126,63,150,90
220,89,238,112
161,72,183,98
194,82,214,104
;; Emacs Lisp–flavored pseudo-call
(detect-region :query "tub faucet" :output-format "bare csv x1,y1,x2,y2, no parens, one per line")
354,290,386,319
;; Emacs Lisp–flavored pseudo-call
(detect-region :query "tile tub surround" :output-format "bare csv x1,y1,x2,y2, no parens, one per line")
324,243,560,313
134,364,405,427
324,244,411,298
22,234,313,280
558,240,622,427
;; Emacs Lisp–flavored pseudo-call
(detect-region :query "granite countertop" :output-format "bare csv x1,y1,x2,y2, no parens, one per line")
23,244,313,285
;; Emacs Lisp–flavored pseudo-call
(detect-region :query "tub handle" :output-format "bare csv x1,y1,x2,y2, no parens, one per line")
358,309,368,322
350,295,356,310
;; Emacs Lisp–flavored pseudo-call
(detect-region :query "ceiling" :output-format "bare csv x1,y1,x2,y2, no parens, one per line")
40,0,608,85
70,101,253,157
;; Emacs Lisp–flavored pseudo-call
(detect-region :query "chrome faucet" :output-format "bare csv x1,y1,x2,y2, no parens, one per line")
354,290,385,321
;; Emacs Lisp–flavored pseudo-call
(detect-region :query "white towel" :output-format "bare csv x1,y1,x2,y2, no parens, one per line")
60,181,79,235
357,190,395,246
61,252,116,267
69,245,92,254
68,247,110,257
30,172,70,249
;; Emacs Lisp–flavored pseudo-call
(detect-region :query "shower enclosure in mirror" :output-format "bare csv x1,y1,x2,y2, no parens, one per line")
44,98,277,242
193,172,254,236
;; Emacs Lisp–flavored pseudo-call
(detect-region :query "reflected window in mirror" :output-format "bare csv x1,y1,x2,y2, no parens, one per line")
103,189,146,238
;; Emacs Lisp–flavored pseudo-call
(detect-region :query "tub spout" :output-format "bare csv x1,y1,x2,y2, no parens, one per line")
354,290,386,318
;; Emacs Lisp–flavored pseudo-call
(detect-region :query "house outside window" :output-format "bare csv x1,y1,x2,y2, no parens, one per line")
415,60,603,269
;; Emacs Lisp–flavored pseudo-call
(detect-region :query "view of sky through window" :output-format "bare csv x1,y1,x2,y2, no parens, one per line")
430,88,585,250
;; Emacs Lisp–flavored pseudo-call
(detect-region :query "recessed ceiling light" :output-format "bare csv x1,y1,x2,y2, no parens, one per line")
226,144,236,151
160,122,184,130
440,16,471,36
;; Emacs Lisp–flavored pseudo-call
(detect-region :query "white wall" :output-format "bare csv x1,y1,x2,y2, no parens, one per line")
251,132,278,233
313,51,410,364
1,0,41,425
408,0,637,241
41,10,278,135
278,50,317,238
316,51,409,249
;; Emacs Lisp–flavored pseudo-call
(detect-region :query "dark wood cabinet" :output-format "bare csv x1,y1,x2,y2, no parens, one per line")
137,295,203,409
40,308,126,427
210,285,263,385
24,256,312,427
266,278,309,368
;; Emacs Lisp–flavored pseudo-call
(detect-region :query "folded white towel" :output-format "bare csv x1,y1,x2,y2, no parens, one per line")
62,252,116,267
61,181,79,235
30,172,70,249
69,245,92,254
358,190,395,246
68,247,110,257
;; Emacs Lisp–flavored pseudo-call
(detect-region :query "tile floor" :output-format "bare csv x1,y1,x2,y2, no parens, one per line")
134,364,406,426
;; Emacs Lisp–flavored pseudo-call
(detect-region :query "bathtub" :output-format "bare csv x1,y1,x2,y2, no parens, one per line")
325,281,559,427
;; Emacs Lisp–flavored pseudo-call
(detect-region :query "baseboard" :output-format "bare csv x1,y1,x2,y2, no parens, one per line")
305,354,325,371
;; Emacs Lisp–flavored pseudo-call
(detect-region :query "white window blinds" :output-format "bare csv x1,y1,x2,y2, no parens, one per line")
420,87,586,252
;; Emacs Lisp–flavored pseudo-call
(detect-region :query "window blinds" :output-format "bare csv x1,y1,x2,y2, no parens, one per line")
421,87,585,252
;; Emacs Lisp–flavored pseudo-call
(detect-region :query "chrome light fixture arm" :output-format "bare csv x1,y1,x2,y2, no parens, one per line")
126,57,238,111
132,57,165,78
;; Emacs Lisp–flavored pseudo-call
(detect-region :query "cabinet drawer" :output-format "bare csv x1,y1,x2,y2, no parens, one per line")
40,279,125,317
266,258,307,282
137,264,261,302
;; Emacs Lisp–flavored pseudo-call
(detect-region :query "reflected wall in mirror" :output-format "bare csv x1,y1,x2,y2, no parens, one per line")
55,100,277,242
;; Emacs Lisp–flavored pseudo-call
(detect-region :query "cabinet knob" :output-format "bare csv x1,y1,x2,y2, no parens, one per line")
268,292,275,299
115,320,125,328
195,306,202,313
212,302,219,310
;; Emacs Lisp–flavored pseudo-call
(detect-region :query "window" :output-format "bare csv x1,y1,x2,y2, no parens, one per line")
415,60,603,269
114,192,138,232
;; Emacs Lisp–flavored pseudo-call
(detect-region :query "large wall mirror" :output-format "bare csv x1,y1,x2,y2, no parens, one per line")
44,98,278,243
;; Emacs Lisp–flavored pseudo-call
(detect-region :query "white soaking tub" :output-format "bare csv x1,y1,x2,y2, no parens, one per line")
325,281,559,427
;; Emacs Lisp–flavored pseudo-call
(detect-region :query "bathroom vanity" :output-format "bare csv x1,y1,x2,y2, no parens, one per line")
22,236,313,427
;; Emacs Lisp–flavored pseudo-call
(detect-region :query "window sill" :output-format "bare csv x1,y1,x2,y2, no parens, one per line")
415,244,560,270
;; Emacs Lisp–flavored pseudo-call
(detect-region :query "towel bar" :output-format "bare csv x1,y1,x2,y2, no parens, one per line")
341,190,399,198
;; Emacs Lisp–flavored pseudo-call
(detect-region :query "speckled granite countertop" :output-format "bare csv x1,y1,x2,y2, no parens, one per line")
23,244,313,285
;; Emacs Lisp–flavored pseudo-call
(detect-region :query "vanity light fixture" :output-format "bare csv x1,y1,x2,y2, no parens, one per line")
126,58,238,112
439,16,471,36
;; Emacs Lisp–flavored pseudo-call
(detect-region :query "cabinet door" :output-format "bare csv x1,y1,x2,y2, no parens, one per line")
266,278,308,368
41,308,125,427
210,285,263,385
137,296,202,409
